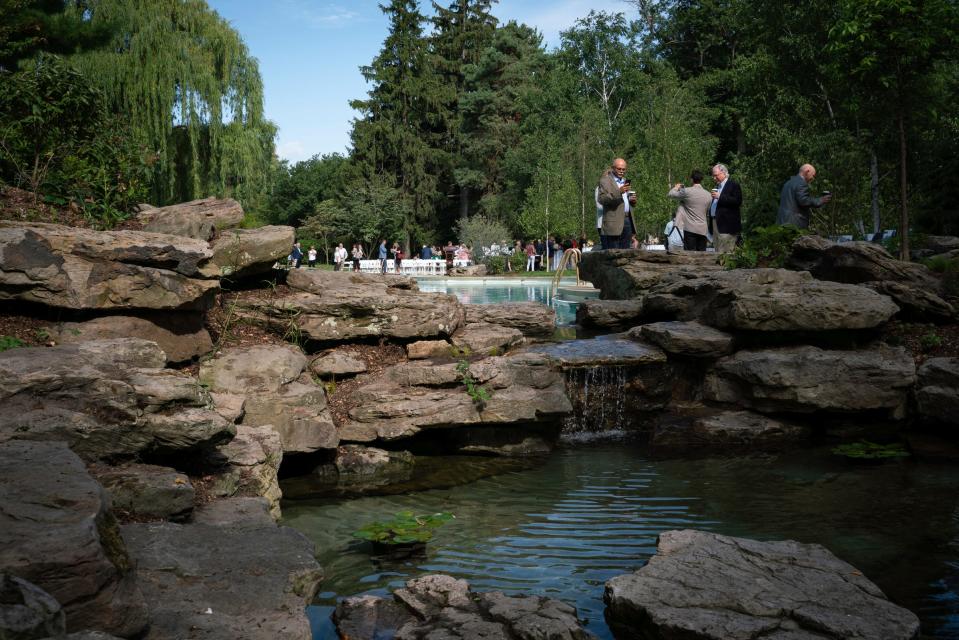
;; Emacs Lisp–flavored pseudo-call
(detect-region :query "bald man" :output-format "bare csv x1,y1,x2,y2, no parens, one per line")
776,163,832,229
597,157,638,249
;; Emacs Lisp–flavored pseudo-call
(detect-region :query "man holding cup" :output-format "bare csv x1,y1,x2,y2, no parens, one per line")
597,158,638,250
777,163,832,229
710,163,743,253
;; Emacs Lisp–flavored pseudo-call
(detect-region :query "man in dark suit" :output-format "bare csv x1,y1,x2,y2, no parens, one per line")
777,164,832,229
597,158,638,249
709,163,743,253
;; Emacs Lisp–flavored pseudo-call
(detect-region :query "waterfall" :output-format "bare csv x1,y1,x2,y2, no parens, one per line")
561,366,632,439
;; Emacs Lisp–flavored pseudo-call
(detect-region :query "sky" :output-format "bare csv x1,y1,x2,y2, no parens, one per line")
206,0,610,164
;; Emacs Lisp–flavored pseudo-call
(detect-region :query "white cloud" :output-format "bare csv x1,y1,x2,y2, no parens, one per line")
497,0,604,47
280,0,365,29
277,139,308,163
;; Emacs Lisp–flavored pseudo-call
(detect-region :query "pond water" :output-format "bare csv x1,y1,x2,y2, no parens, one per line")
282,441,959,639
416,277,579,325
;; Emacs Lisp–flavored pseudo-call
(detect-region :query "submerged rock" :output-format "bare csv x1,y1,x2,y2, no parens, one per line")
335,574,596,640
604,529,920,640
651,410,809,449
121,497,323,640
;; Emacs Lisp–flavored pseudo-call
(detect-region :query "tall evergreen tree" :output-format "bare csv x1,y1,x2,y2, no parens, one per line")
430,0,498,223
65,0,275,210
351,0,444,250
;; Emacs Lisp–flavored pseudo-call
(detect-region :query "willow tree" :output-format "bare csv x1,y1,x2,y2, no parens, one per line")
66,0,275,209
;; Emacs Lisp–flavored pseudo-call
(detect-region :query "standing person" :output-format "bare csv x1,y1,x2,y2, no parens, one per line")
709,164,743,253
668,170,712,251
534,238,545,270
525,241,537,271
394,243,404,273
777,163,832,229
378,239,388,273
290,242,303,268
351,243,363,272
597,158,638,249
333,243,347,271
307,245,318,268
420,244,432,259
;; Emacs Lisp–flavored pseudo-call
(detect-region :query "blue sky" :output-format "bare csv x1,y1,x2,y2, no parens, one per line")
206,0,606,164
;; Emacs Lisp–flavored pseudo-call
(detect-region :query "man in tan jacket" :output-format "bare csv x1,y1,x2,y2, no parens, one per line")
668,170,712,251
597,158,638,249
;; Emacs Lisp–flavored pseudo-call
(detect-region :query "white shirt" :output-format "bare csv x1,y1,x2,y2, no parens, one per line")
710,178,727,217
334,247,347,263
616,176,630,212
308,248,317,261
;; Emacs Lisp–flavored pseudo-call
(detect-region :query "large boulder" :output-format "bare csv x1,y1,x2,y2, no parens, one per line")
121,497,323,640
651,410,809,449
90,463,195,521
0,222,218,311
0,339,234,460
704,345,916,415
334,574,596,640
788,235,953,321
643,268,899,331
338,352,571,444
0,441,148,636
0,573,65,640
575,299,645,329
134,197,244,241
916,357,959,426
43,313,212,364
239,270,464,343
209,225,295,278
604,529,920,640
464,302,556,338
199,344,337,453
579,249,722,300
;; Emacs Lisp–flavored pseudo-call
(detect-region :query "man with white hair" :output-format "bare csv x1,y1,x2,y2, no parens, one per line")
777,163,832,229
710,163,743,253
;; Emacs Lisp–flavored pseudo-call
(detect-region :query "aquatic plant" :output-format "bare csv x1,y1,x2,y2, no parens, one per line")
353,511,454,546
831,441,910,460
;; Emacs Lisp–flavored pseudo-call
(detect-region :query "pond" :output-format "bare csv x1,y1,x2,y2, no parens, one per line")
416,277,580,325
282,441,959,639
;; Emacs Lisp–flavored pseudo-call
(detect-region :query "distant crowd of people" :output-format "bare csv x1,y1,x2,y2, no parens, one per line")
596,156,833,253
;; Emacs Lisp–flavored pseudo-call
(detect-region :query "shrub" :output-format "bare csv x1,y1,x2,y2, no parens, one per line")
0,336,25,352
722,225,807,270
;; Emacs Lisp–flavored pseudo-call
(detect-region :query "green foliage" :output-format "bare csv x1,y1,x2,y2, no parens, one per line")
722,225,807,270
353,511,454,545
265,154,349,226
0,336,25,352
831,441,911,460
454,215,511,265
455,359,491,407
919,331,943,352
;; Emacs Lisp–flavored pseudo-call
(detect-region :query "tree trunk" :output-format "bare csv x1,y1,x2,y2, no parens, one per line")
897,109,910,261
459,185,469,222
870,149,880,235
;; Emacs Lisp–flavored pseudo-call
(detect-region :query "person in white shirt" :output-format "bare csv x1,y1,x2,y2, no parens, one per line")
333,243,347,271
307,246,318,268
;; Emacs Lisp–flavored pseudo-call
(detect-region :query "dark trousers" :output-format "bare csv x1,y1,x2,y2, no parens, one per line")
602,215,634,249
683,231,707,251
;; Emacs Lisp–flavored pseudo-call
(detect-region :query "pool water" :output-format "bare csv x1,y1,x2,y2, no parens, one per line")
416,277,579,325
282,442,959,639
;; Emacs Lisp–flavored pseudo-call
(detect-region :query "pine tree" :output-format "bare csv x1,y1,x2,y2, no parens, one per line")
350,0,444,250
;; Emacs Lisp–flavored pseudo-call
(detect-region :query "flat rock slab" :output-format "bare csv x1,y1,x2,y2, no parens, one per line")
339,352,571,443
643,268,899,332
634,321,734,357
91,463,194,521
528,334,667,368
0,339,234,460
240,270,464,343
0,222,218,311
335,574,596,640
604,529,920,640
576,299,646,328
704,345,916,415
122,497,323,640
135,197,244,241
464,302,556,338
406,340,453,360
916,357,959,426
44,313,213,364
310,351,368,378
209,225,294,278
451,322,525,354
579,249,722,300
0,441,148,636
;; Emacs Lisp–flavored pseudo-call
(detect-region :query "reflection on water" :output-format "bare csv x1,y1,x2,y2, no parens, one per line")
283,443,959,639
416,278,578,325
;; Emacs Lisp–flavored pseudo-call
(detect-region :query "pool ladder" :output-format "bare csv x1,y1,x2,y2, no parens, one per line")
550,249,585,306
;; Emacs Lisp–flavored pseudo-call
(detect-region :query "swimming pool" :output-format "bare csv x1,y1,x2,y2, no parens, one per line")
416,277,581,325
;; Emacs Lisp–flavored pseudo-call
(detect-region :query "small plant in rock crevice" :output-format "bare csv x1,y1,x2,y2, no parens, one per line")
0,336,25,352
920,331,943,352
456,359,491,409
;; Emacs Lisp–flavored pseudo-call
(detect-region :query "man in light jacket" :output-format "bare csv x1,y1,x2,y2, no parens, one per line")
668,170,712,251
597,158,638,249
